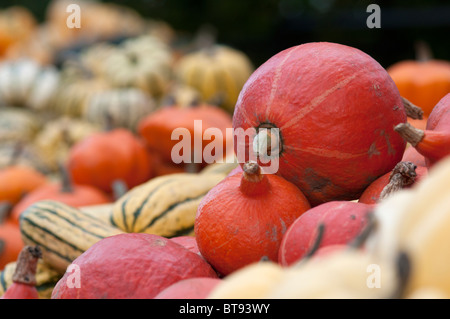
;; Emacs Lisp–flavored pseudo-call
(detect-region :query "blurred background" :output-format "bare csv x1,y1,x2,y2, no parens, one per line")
1,0,449,68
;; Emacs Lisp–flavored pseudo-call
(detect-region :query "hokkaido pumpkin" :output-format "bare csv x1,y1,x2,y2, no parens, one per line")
194,161,311,276
153,277,222,299
0,258,62,299
278,201,372,267
0,246,41,299
0,165,47,205
232,42,407,206
67,128,153,194
395,93,450,167
0,7,36,57
138,103,234,168
387,42,450,117
0,202,23,270
11,166,111,224
359,161,427,205
402,146,426,167
51,233,218,299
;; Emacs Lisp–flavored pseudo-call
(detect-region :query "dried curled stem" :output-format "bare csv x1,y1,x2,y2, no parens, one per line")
379,161,417,201
402,97,424,120
12,246,42,286
394,123,425,147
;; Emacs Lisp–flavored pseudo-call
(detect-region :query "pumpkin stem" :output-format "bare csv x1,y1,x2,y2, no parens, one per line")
253,125,281,159
415,40,433,63
348,211,376,249
303,223,325,259
8,142,24,167
402,97,424,120
0,201,12,224
394,123,425,147
12,246,42,286
239,161,270,196
59,164,74,193
112,179,128,200
379,161,417,201
389,251,412,299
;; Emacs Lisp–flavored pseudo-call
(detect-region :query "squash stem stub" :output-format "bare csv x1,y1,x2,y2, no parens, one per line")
240,161,270,196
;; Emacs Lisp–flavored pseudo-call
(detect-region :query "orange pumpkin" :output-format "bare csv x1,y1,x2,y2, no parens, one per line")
0,166,48,206
0,6,36,58
0,202,24,270
194,161,311,276
387,42,450,117
138,104,233,170
11,167,111,224
67,128,154,194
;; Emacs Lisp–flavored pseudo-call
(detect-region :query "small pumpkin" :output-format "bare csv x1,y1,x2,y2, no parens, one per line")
0,142,53,175
395,93,450,167
33,116,101,172
175,44,254,112
67,128,154,194
359,161,427,205
278,201,372,267
0,258,62,299
387,41,450,117
51,233,218,299
0,165,47,206
0,245,41,299
97,35,174,99
138,103,234,169
0,6,36,58
0,107,42,144
0,202,24,270
11,165,111,224
195,161,311,276
83,88,157,132
0,59,60,111
232,42,407,207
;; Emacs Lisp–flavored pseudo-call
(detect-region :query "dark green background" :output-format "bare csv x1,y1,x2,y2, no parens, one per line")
2,0,450,69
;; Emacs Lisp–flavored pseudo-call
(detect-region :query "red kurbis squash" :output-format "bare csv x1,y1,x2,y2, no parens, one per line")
51,233,218,299
358,161,428,205
395,93,450,167
67,128,154,194
232,42,407,206
1,246,41,299
194,161,311,276
278,201,372,266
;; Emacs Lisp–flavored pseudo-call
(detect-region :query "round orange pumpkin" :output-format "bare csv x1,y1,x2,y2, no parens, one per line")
0,166,48,206
194,161,311,276
11,168,111,224
0,202,23,270
67,128,154,194
387,43,450,117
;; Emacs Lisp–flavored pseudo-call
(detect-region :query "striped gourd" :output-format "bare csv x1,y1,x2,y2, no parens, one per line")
19,200,124,273
0,259,62,299
111,172,225,237
79,203,115,227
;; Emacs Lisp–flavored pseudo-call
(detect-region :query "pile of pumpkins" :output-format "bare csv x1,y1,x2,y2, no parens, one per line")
1,0,450,300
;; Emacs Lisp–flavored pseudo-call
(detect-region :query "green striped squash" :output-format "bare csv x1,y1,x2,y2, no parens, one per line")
0,259,62,299
111,172,225,237
19,200,124,274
